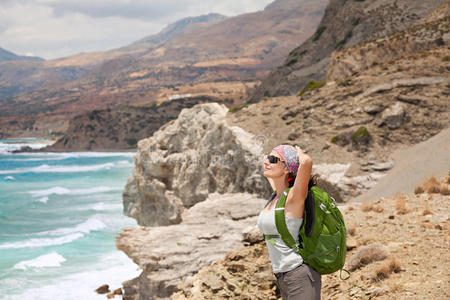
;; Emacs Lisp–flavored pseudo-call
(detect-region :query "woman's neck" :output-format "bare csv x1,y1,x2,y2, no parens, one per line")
272,176,288,198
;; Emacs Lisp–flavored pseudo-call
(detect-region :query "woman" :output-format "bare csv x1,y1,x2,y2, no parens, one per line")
257,144,321,300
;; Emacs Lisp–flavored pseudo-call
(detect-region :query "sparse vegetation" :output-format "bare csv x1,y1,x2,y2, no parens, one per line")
337,78,352,86
297,80,326,96
374,258,402,281
312,26,326,42
228,105,248,113
394,193,409,215
351,126,369,143
330,136,339,143
360,201,373,212
286,58,297,67
335,30,353,49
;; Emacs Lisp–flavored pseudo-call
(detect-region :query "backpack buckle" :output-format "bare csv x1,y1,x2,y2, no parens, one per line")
319,203,327,212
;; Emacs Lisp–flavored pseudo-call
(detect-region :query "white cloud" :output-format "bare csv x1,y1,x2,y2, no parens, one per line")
0,0,273,59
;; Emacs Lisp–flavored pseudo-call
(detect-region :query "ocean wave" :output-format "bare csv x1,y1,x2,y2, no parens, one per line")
0,233,83,249
90,202,123,211
4,176,15,181
35,216,106,236
13,252,66,270
29,186,120,197
0,162,115,174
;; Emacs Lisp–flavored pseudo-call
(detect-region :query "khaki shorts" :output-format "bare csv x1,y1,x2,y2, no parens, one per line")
274,263,321,300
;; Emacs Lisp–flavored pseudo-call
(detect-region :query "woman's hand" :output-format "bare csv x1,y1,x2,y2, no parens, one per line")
295,146,311,165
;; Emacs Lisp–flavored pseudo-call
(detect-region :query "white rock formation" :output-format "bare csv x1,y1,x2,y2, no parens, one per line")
123,103,271,226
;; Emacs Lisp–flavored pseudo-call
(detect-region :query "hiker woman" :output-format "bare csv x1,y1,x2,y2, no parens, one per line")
257,144,321,300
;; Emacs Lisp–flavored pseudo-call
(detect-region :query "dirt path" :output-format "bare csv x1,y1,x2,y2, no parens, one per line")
352,127,450,203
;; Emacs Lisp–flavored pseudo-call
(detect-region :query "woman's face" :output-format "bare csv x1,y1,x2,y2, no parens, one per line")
263,150,288,179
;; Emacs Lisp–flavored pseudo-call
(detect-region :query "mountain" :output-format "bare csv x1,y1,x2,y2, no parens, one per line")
249,0,448,102
0,0,328,139
0,47,43,62
126,13,227,50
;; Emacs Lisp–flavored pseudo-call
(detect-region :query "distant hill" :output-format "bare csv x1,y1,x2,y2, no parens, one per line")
0,47,43,62
0,0,328,139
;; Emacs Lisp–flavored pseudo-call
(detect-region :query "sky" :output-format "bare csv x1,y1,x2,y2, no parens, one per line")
0,0,273,60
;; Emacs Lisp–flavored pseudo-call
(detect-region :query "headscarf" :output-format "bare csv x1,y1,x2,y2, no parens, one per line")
272,145,299,175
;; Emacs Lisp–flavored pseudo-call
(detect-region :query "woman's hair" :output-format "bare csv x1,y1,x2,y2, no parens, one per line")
287,173,318,189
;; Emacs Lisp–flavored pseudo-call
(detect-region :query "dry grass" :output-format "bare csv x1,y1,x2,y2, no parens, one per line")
374,258,402,281
415,176,450,195
361,201,374,212
372,206,384,213
440,184,449,195
422,204,433,216
390,282,406,293
394,194,409,215
422,176,440,193
414,185,425,194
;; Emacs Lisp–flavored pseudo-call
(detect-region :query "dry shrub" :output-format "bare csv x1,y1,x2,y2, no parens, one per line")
414,185,424,194
444,174,450,184
390,283,405,293
347,243,389,271
394,194,408,215
422,204,433,216
374,258,402,281
347,227,356,236
372,206,384,213
360,201,373,212
440,184,449,195
348,206,355,211
422,176,440,193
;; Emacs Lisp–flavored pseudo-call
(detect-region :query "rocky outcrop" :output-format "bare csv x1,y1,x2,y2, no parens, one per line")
116,192,267,300
249,0,448,101
123,103,271,226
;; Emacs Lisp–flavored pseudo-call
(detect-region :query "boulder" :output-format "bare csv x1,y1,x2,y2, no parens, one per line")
123,103,271,226
379,102,405,129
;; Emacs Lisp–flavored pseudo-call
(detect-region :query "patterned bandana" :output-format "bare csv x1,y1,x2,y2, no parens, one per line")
272,145,299,175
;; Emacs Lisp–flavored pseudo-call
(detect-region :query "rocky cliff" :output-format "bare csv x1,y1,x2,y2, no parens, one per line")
249,0,448,101
40,96,232,151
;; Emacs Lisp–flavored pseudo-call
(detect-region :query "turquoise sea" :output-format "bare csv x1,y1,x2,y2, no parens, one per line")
0,138,140,299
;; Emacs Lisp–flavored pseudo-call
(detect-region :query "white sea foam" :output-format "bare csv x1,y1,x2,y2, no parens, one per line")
0,162,115,174
35,216,106,237
38,197,49,204
29,187,71,197
13,252,66,270
0,233,83,249
4,251,140,300
4,176,15,180
90,202,122,211
29,186,120,197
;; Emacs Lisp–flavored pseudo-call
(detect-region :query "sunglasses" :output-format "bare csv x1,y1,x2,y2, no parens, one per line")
265,155,284,164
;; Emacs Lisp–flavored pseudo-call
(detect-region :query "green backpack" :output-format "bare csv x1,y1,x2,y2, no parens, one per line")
264,186,348,276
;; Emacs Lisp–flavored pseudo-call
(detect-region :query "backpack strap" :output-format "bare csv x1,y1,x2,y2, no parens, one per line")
303,191,315,238
264,190,277,209
274,188,301,252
